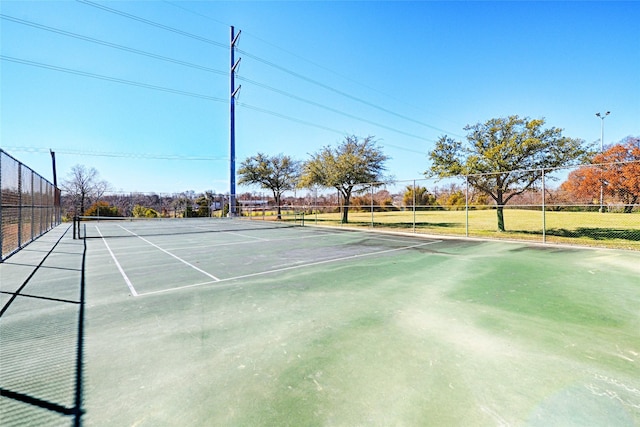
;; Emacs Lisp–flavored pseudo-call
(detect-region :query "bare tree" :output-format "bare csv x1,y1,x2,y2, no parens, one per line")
61,164,111,215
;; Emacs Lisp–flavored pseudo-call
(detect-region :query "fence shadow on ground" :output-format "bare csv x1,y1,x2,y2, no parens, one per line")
545,227,640,242
0,229,85,426
312,219,463,230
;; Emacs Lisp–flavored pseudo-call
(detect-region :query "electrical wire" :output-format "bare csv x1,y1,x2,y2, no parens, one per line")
161,0,465,137
237,75,434,143
5,2,450,154
0,14,228,76
238,49,459,137
4,147,227,161
162,0,229,28
0,55,227,103
237,102,427,155
2,54,427,155
76,0,228,49
78,0,461,138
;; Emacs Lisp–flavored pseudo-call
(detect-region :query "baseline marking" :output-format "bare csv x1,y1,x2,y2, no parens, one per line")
118,225,220,281
97,226,138,296
138,240,441,297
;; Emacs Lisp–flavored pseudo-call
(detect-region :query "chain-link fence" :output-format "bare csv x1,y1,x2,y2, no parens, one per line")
215,162,636,250
1,150,62,261
62,161,639,250
275,162,639,249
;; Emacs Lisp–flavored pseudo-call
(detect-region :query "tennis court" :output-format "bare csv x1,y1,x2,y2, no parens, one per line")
1,218,639,426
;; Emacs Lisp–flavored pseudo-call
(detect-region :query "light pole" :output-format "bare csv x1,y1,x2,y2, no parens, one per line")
595,111,610,213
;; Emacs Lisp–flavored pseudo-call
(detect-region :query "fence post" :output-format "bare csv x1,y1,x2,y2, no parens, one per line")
465,176,469,237
370,185,374,228
413,180,416,233
542,168,546,244
17,163,22,250
0,153,3,258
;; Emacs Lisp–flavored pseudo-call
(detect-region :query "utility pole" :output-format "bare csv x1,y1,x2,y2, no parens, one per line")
229,26,241,216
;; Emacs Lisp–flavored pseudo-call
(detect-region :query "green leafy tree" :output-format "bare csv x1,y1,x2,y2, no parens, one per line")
84,201,120,217
238,153,300,220
300,135,389,223
428,116,589,231
132,204,159,218
402,185,436,209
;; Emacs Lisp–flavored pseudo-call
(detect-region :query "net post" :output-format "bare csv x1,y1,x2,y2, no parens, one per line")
73,216,78,240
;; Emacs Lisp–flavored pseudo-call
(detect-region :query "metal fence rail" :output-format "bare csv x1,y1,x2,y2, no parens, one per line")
1,149,61,261
56,161,639,250
238,162,640,250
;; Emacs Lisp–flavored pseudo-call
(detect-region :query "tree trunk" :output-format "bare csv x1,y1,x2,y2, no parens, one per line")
496,190,505,232
341,190,351,224
496,206,505,232
80,193,86,216
624,195,637,214
341,205,349,224
276,194,282,220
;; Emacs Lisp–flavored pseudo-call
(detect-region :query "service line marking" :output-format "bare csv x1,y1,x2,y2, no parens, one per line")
224,231,269,241
118,225,220,282
137,240,439,297
97,226,138,296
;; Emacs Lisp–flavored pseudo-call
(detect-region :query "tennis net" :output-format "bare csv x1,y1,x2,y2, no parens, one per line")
74,216,300,239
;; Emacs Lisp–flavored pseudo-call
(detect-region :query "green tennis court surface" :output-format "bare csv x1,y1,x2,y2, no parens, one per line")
1,218,639,426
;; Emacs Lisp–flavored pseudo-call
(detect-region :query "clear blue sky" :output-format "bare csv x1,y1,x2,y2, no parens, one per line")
1,1,639,194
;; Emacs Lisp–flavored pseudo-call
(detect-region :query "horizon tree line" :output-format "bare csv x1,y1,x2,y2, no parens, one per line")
61,118,639,230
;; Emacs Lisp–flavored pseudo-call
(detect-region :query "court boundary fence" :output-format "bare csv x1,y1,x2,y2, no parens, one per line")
1,149,62,261
59,161,638,250
239,162,639,250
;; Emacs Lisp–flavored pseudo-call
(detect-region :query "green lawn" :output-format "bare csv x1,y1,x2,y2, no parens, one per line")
293,209,640,250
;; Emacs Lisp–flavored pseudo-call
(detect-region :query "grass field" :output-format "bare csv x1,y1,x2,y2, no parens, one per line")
291,209,640,250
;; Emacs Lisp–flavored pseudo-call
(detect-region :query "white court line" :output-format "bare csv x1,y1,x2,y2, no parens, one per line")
224,231,269,241
190,223,270,240
96,226,138,296
161,230,345,251
118,225,220,281
137,240,441,297
156,228,428,253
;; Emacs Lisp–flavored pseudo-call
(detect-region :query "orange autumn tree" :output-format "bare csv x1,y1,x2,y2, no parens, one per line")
561,137,640,213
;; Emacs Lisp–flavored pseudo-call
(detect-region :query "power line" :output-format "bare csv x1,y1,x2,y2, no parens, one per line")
5,147,227,161
0,14,228,76
76,0,228,48
161,0,464,136
5,2,446,153
237,102,345,135
74,0,461,141
237,75,434,142
238,48,460,137
162,0,229,28
237,102,426,155
1,54,425,154
0,55,227,102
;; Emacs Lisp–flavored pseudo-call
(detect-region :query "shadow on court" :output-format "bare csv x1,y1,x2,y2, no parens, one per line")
0,225,86,426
